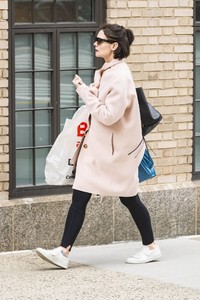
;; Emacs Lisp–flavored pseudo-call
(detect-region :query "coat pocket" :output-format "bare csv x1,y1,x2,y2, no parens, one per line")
111,133,114,155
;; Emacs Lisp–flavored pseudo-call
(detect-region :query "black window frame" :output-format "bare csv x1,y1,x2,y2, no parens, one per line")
9,0,107,198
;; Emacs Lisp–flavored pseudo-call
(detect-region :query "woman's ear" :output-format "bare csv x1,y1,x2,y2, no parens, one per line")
111,42,119,51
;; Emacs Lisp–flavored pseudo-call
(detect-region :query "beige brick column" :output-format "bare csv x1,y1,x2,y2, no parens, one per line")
107,0,194,185
0,0,9,200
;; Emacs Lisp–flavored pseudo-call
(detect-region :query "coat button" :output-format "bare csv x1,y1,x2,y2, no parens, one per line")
83,144,88,148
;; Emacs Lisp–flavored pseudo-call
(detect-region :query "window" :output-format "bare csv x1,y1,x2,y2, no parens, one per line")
194,1,200,177
194,32,200,173
9,0,106,197
14,0,94,23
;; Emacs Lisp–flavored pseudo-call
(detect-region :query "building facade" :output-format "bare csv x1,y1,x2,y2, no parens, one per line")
0,0,199,251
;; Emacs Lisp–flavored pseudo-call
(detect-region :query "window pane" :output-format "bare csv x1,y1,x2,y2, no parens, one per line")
195,32,200,64
34,0,54,23
15,73,33,109
79,33,94,68
195,137,200,172
14,0,32,23
78,0,93,22
16,111,33,148
15,34,32,71
195,101,200,135
79,69,93,85
60,71,76,107
35,110,51,146
78,70,93,105
60,108,76,130
16,149,33,186
196,1,200,22
56,0,76,22
14,0,95,23
195,67,200,99
35,34,51,70
35,148,49,184
60,33,76,68
35,72,51,108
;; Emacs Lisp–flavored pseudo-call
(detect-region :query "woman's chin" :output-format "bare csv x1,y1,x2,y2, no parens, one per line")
95,51,101,58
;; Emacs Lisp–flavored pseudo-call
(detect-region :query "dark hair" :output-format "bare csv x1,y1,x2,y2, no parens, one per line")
97,23,134,59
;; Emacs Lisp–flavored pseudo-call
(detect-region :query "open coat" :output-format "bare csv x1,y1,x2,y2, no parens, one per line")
73,59,145,196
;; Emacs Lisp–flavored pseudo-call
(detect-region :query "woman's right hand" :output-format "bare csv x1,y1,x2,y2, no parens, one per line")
72,74,84,88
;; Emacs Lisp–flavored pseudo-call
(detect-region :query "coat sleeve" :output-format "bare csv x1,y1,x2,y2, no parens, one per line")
76,76,129,126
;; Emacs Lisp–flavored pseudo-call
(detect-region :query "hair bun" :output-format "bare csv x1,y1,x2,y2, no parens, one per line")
126,29,134,45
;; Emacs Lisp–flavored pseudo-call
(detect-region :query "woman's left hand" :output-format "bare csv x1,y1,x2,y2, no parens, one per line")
72,74,84,88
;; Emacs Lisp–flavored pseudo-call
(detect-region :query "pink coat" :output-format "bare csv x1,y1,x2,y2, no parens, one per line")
73,59,145,196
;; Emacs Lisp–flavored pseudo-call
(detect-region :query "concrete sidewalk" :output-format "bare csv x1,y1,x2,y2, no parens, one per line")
0,236,200,300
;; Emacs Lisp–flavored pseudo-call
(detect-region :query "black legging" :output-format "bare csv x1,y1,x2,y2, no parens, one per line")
60,189,154,250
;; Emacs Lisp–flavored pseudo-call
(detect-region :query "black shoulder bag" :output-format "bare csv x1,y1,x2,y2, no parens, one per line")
136,87,162,136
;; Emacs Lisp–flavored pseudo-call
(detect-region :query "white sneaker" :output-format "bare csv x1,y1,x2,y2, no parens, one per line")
126,245,162,264
36,247,69,269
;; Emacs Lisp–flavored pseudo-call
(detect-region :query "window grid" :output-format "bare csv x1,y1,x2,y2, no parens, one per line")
9,0,106,198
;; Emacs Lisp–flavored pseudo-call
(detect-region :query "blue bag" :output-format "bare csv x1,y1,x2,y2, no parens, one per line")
139,149,156,183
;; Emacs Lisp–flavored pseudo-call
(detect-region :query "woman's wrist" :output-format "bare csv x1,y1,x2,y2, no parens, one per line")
76,83,87,89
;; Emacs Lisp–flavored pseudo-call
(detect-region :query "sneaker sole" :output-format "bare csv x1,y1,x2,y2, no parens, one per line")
36,249,68,269
126,253,162,264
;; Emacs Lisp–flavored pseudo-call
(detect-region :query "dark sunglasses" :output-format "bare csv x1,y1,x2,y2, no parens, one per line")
95,37,114,45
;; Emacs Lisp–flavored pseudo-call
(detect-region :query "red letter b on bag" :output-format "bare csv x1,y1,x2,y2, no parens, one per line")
77,122,88,137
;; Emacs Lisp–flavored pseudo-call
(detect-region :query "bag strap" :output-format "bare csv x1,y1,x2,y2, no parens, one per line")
144,138,156,155
128,138,144,155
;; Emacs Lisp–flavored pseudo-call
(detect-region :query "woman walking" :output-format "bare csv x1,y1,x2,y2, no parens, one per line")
36,23,161,269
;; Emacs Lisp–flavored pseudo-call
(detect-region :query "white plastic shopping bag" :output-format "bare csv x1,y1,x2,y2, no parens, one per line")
45,105,89,185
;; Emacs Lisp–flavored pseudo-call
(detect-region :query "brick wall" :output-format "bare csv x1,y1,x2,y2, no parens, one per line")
0,0,194,199
0,0,9,200
107,0,194,185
